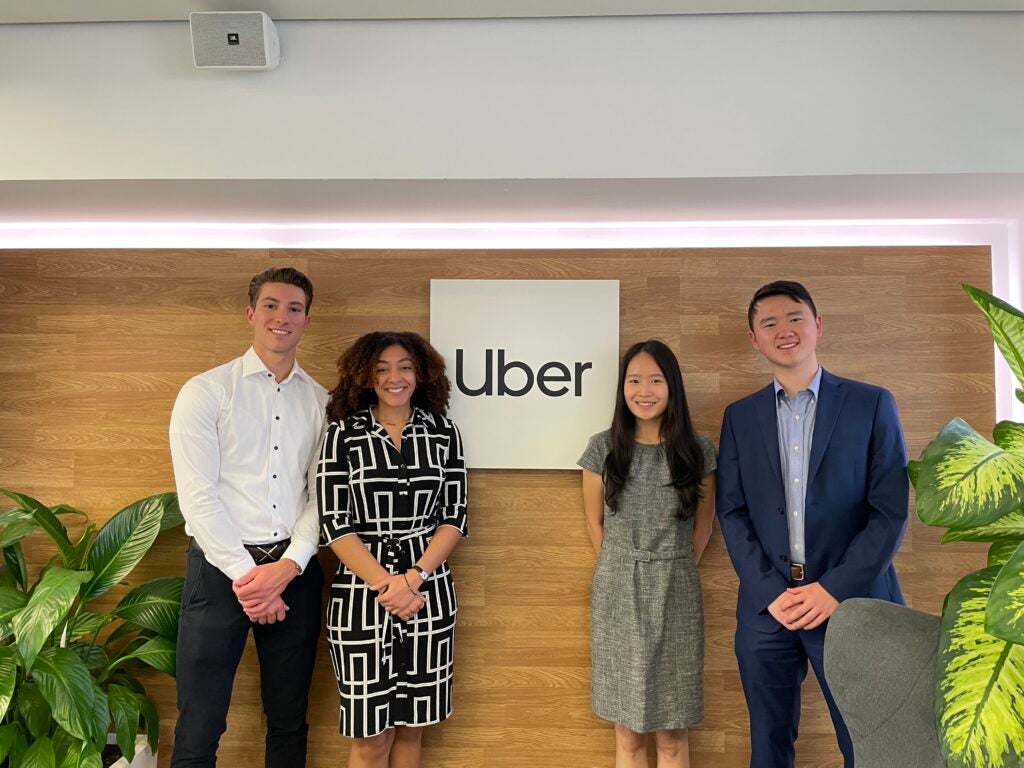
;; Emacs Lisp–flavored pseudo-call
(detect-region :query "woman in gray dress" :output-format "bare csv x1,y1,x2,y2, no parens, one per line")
578,339,716,768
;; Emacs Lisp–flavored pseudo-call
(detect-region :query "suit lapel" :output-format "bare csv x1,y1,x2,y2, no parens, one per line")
754,385,784,490
809,369,846,485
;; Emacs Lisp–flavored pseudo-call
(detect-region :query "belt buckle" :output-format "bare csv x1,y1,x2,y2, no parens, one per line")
790,563,806,582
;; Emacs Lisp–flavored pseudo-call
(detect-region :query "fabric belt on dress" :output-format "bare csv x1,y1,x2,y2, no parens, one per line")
189,537,291,565
359,526,435,671
602,542,691,561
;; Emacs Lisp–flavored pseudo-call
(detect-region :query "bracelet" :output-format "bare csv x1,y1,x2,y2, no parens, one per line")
402,572,419,597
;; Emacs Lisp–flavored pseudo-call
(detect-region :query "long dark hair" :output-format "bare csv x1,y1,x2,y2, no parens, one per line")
326,331,451,423
603,340,705,519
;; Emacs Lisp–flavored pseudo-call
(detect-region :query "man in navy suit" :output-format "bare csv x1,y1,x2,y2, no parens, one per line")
717,280,909,768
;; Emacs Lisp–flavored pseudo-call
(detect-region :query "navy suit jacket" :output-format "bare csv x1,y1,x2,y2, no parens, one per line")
716,369,909,634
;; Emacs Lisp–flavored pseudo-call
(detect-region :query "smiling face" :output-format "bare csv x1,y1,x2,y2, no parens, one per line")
246,282,310,360
623,351,670,425
373,344,417,412
748,293,822,373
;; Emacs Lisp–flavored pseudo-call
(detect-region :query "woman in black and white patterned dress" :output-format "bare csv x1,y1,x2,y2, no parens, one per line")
315,331,468,768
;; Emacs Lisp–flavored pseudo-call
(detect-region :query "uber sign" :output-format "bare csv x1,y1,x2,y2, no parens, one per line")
430,279,619,469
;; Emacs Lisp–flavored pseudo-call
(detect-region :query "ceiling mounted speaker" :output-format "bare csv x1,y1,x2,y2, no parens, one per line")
190,11,280,70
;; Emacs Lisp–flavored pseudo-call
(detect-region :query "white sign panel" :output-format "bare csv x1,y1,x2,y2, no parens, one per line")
430,279,619,469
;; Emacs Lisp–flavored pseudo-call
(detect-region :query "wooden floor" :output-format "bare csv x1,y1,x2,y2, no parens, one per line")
0,246,994,767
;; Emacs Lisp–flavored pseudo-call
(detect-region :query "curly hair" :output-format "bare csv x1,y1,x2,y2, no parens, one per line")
326,331,452,423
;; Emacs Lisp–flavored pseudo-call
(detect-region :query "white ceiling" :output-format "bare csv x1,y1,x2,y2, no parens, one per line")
3,0,1023,23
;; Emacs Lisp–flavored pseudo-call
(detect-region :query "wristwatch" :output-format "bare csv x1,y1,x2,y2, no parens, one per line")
411,564,429,581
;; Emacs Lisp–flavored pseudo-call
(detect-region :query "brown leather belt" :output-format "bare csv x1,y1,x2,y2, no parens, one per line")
790,563,806,582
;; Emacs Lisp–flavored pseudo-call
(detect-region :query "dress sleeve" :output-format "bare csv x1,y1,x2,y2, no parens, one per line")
577,431,609,474
317,421,357,545
699,433,718,476
435,420,469,536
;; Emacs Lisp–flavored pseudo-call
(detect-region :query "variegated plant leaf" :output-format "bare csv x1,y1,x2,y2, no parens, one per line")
989,539,1023,567
916,418,1024,528
965,284,1024,391
945,508,1024,543
987,541,1024,644
908,459,920,488
937,565,1024,768
994,421,1024,452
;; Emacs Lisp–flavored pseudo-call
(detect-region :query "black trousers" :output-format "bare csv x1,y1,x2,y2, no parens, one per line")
171,544,324,768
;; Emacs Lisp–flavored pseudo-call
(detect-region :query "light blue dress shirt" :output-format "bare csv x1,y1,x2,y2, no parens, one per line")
774,367,822,564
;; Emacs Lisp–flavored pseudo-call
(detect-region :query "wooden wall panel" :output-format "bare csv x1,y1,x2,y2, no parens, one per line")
0,246,993,768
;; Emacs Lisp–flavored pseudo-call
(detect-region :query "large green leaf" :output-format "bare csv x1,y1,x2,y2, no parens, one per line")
137,693,159,755
112,577,183,640
0,490,76,568
946,508,1024,543
104,636,176,679
964,284,1024,391
21,735,55,768
17,682,52,741
52,728,85,768
916,418,1024,528
68,642,107,672
0,586,29,625
0,520,41,549
12,567,91,671
987,541,1024,644
4,543,28,591
32,648,102,744
82,495,167,601
107,684,140,762
67,611,108,642
156,492,184,532
989,539,1023,567
70,525,96,574
937,565,1024,768
0,646,15,722
0,723,18,764
994,421,1024,452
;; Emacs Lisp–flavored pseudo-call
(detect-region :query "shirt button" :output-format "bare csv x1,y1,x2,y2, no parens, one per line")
793,445,800,452
795,415,801,421
275,416,280,420
272,504,277,509
273,531,279,537
274,446,279,451
793,511,798,517
793,478,800,484
273,474,277,479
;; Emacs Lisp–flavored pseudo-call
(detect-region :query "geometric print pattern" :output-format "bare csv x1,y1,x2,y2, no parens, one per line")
316,407,468,738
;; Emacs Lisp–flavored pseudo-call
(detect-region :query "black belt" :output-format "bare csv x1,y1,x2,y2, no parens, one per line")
190,537,291,565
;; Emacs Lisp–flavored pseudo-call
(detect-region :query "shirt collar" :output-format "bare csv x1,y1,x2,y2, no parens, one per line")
241,346,309,386
774,366,822,402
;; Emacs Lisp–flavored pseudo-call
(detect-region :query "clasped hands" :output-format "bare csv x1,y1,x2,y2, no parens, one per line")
372,570,426,621
768,582,839,631
232,558,299,625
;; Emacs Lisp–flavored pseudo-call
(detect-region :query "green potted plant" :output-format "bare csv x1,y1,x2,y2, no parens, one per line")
0,490,184,768
907,284,1024,768
825,284,1024,768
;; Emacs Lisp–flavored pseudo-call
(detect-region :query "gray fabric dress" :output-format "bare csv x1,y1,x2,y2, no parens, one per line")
578,430,717,733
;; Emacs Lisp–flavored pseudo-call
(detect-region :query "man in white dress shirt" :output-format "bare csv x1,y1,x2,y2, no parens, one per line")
168,267,328,768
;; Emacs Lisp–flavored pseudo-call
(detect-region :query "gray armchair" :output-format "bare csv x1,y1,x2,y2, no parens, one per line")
824,598,944,768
